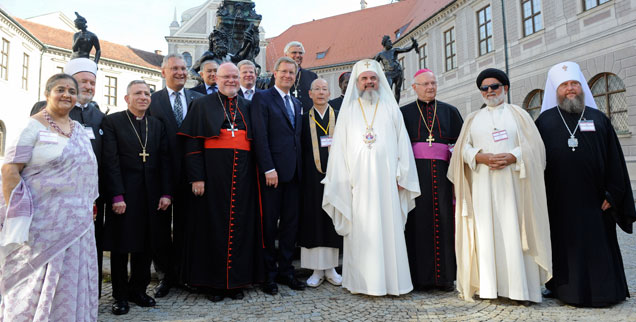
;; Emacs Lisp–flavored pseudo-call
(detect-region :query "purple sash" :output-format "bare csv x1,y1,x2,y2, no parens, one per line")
412,142,451,162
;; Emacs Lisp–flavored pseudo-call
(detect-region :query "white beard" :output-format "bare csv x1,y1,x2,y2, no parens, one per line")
482,91,506,107
360,88,379,104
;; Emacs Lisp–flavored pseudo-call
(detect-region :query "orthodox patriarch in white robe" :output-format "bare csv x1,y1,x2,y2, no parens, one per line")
322,59,420,296
448,68,552,303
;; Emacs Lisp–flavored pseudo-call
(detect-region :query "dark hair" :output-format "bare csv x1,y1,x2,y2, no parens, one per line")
44,73,78,97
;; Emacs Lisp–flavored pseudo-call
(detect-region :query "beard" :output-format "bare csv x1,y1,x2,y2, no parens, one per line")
558,92,585,114
481,90,506,107
77,91,94,105
359,87,379,104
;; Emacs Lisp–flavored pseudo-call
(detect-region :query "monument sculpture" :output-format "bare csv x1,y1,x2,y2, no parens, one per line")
71,12,101,64
374,35,418,103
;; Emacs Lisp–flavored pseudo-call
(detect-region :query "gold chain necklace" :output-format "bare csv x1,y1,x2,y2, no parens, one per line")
415,99,437,146
125,111,150,162
358,97,379,149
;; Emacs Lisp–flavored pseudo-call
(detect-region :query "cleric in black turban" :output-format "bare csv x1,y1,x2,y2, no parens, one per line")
476,68,510,88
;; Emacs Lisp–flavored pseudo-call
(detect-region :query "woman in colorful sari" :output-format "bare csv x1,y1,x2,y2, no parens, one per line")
0,73,98,321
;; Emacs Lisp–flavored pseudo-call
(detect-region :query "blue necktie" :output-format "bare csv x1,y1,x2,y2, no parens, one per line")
284,95,295,128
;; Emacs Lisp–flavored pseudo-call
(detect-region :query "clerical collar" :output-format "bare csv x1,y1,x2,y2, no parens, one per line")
418,99,436,105
217,92,237,101
313,106,328,119
126,109,145,120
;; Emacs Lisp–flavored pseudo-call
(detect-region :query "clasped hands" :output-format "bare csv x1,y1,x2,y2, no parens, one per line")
476,152,516,170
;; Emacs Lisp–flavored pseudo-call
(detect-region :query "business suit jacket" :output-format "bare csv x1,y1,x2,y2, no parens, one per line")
251,86,302,183
148,87,204,185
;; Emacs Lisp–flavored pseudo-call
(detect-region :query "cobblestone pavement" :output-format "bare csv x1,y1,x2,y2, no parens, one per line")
98,231,636,321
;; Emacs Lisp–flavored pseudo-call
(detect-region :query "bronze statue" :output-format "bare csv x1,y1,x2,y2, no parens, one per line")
71,12,101,64
374,35,418,103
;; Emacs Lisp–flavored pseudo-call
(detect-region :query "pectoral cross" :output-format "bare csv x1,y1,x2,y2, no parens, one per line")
227,125,238,137
426,134,435,147
293,89,298,97
139,148,150,162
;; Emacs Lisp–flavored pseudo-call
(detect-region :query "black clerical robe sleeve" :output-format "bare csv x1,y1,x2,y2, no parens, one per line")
182,138,206,183
101,115,125,199
602,116,636,233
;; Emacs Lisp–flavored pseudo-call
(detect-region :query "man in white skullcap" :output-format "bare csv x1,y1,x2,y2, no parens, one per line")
448,68,552,304
322,59,420,296
535,61,635,307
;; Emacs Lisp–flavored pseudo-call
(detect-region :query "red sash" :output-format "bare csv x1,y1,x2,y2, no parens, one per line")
204,129,251,151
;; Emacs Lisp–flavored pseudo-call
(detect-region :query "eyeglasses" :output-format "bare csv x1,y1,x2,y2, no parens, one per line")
414,81,438,87
217,75,239,80
480,83,503,92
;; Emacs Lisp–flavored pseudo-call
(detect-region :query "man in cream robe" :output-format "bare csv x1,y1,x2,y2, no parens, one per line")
448,68,552,303
322,59,420,296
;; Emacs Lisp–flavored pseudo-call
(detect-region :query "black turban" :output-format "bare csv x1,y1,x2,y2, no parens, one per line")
476,68,510,88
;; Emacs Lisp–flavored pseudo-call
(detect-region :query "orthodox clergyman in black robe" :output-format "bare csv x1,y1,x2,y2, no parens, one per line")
400,69,463,290
535,62,636,307
298,79,343,287
102,80,172,314
177,63,264,302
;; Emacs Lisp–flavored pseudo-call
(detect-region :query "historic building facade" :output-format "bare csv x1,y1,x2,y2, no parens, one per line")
0,8,163,157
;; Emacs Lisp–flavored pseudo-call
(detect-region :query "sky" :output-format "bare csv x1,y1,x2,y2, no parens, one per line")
0,0,392,53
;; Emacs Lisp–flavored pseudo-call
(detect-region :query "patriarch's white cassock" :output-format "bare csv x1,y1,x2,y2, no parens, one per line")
322,59,420,296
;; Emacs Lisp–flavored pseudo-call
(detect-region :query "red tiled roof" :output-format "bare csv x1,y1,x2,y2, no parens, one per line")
265,0,454,71
15,17,162,71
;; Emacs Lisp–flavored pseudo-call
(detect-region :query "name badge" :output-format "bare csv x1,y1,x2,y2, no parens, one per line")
492,129,508,142
320,136,333,147
38,130,58,144
84,126,96,139
579,120,596,132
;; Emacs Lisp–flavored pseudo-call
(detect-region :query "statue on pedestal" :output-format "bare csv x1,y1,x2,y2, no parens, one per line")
71,12,101,64
374,35,418,103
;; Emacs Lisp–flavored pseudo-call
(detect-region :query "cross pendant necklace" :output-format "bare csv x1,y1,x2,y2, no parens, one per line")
125,111,149,163
292,70,301,98
217,93,239,137
415,99,437,147
556,105,585,151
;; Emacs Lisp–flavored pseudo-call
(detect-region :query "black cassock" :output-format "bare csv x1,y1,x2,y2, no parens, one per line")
298,107,342,249
102,110,172,253
536,106,636,307
328,95,344,110
400,99,463,289
178,93,264,289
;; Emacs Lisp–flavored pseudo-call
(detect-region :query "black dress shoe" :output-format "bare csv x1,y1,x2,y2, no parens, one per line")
207,294,225,302
436,284,455,292
277,276,306,290
111,300,129,315
129,292,156,307
542,288,555,298
262,282,278,295
229,289,244,300
154,280,171,298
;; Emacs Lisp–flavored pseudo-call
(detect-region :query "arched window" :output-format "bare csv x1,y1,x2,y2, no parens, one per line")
590,73,629,135
182,52,193,69
523,89,543,120
0,120,6,156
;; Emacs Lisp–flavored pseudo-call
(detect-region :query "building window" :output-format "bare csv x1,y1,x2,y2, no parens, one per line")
399,56,406,90
523,89,544,120
522,0,543,36
444,27,456,71
22,53,29,90
0,120,5,156
316,51,327,59
590,72,628,134
395,21,412,39
1,38,9,81
105,76,117,106
418,44,427,69
149,84,156,93
584,0,610,10
477,5,493,55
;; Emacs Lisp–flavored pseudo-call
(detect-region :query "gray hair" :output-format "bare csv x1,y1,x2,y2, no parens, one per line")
284,41,305,54
201,59,220,70
237,60,256,70
44,73,78,97
161,53,185,68
126,80,149,94
274,57,298,74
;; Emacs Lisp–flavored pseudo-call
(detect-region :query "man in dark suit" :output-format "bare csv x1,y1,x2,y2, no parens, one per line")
148,53,204,297
268,41,317,112
190,59,219,95
237,59,258,100
251,56,305,295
